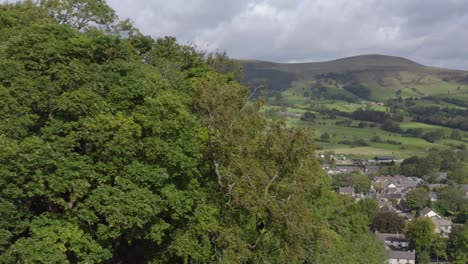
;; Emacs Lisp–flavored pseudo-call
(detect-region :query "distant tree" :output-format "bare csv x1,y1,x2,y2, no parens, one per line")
448,168,468,184
395,89,402,98
450,129,462,140
372,211,405,233
405,217,436,264
352,174,371,194
352,138,369,147
315,233,388,264
447,223,468,264
320,132,330,142
274,92,283,103
379,164,400,176
405,128,425,138
357,121,368,128
400,156,430,177
431,236,447,262
331,174,352,191
357,198,379,223
381,119,403,133
422,130,445,143
404,188,429,211
300,111,316,121
343,83,371,99
370,135,383,142
389,198,399,207
391,112,404,122
435,186,467,217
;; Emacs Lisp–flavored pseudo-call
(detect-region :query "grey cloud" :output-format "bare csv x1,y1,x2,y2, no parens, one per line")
107,0,468,69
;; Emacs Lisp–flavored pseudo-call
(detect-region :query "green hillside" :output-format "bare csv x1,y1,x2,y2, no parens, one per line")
242,55,468,157
240,54,468,101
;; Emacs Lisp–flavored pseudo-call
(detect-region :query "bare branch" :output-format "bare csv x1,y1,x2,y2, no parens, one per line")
214,161,224,188
249,230,265,249
239,84,263,113
264,171,279,198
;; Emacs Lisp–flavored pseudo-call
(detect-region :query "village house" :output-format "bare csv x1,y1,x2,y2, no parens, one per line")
326,166,362,175
373,176,421,190
417,207,452,237
377,232,415,264
388,250,416,264
419,207,441,219
339,187,355,196
461,184,468,197
428,184,447,191
376,233,409,250
374,156,400,163
432,218,452,238
365,165,380,174
429,192,438,202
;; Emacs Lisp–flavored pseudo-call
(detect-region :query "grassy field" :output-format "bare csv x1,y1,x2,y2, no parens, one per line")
271,105,467,159
245,54,468,159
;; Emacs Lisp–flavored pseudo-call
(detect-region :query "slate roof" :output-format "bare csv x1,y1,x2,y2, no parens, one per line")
376,233,407,243
374,156,398,161
432,218,452,227
419,207,433,216
339,187,355,194
389,250,415,260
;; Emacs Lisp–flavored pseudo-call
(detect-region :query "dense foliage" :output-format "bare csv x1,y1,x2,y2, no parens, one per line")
372,210,405,233
447,223,468,264
0,1,387,263
405,217,436,264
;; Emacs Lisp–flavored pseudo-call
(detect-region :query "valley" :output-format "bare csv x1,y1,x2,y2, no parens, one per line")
240,54,468,158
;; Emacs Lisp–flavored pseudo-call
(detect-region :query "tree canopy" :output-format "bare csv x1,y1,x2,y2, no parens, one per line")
0,1,387,263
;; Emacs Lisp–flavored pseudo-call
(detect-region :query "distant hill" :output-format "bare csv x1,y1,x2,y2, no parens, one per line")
239,54,468,101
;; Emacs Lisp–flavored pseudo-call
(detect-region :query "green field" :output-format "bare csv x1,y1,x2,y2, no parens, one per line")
246,54,468,159
271,105,467,159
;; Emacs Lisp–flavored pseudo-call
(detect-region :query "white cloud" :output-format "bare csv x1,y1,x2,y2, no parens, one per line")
3,0,465,69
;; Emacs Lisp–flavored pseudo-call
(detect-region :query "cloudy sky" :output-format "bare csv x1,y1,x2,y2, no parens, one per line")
110,0,467,69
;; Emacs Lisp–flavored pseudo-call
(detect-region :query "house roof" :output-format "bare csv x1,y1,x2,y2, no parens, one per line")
376,233,407,242
374,156,398,160
377,193,403,200
389,250,415,260
339,187,355,194
429,184,447,190
432,218,452,226
461,184,468,193
420,207,433,216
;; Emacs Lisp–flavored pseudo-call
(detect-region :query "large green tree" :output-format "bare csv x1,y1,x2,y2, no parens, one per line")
404,188,429,211
0,1,387,263
372,210,406,233
447,223,468,264
405,217,436,264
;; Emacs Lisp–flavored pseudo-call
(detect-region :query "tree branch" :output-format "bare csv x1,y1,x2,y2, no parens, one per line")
264,171,279,198
239,84,263,113
214,161,224,188
249,230,265,249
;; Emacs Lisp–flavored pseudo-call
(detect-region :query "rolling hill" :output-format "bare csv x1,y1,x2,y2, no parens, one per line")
239,54,468,101
239,55,468,158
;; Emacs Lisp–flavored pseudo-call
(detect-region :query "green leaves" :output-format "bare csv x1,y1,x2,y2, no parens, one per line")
1,215,111,263
405,217,436,261
447,223,468,264
404,188,429,211
0,2,390,263
39,0,117,31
